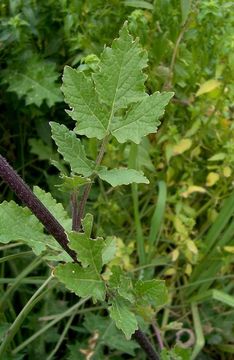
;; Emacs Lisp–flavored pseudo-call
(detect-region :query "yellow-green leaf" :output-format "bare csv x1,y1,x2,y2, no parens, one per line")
206,172,220,187
196,79,221,96
181,185,206,198
173,139,192,155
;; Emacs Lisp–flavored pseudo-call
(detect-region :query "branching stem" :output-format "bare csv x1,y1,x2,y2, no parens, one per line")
0,153,160,360
76,135,109,231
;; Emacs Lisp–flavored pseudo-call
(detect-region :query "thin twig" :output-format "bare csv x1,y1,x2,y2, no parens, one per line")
152,322,164,350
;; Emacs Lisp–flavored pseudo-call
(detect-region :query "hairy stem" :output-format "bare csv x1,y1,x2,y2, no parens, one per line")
0,154,160,360
133,329,160,360
0,155,77,262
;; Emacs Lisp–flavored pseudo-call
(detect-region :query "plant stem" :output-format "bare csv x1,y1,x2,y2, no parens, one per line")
0,276,54,357
133,329,160,360
0,155,77,262
76,135,109,231
152,322,164,350
0,153,160,360
129,143,145,265
71,191,79,231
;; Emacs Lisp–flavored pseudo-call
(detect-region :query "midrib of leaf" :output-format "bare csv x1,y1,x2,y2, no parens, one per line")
18,72,59,99
106,54,125,133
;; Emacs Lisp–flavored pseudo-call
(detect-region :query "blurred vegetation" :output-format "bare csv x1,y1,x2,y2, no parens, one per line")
0,0,233,359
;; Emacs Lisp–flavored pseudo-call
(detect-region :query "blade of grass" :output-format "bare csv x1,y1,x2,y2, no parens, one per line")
191,303,205,360
203,191,234,255
46,311,76,360
190,289,234,307
0,276,54,357
149,180,167,249
12,297,90,355
0,256,43,309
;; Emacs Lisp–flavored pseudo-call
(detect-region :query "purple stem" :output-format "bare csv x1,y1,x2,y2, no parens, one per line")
0,155,77,262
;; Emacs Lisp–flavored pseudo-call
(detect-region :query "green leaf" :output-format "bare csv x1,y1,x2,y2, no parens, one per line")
124,1,154,10
81,213,93,238
102,236,117,265
33,186,71,231
55,174,91,192
62,67,109,140
54,263,105,302
111,92,174,144
29,138,55,161
109,296,138,339
50,122,94,176
161,346,191,360
0,201,46,255
97,168,149,187
93,23,148,112
134,279,168,307
109,266,135,303
180,0,192,24
68,231,104,272
4,55,62,107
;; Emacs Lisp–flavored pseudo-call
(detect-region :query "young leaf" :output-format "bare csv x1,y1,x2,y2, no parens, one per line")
54,263,105,302
109,296,138,339
134,279,168,307
111,92,174,144
0,201,47,255
68,231,104,272
50,122,94,176
93,23,148,112
97,168,149,187
55,174,91,192
81,213,94,238
62,67,109,140
33,186,72,231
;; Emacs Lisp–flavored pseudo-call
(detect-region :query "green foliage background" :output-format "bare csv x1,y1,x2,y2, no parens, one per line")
0,0,233,359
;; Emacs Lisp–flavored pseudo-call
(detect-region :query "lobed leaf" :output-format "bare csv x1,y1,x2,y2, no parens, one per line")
62,67,109,140
68,231,104,272
54,263,105,302
0,201,46,255
134,279,168,307
33,186,72,231
50,122,94,176
93,23,148,112
4,55,62,107
111,92,174,144
109,295,138,339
